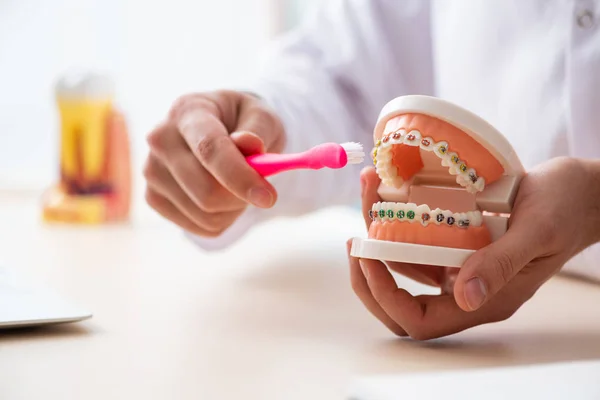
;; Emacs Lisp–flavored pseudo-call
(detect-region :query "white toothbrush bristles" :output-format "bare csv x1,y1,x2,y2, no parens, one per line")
341,142,365,164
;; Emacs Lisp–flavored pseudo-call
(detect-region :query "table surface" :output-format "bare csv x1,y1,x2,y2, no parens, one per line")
1,191,600,400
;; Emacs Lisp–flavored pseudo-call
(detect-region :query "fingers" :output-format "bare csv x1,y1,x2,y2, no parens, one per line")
359,259,425,334
175,100,277,209
144,188,238,237
145,187,201,234
358,258,514,340
454,222,542,312
347,241,407,336
360,167,382,228
145,134,246,212
144,155,244,232
230,131,266,156
442,268,459,295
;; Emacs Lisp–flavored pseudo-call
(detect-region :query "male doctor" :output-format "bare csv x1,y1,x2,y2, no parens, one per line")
143,0,600,340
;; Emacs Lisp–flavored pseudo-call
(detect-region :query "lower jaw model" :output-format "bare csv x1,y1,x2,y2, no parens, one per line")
351,95,525,266
368,202,490,250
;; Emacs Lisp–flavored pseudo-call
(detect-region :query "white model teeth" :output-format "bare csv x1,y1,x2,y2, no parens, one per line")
373,131,486,193
433,141,449,158
404,130,422,146
472,177,485,192
442,209,454,219
384,202,394,221
431,208,444,225
467,210,482,226
431,208,454,225
371,202,483,228
415,204,430,226
373,202,382,217
441,151,456,167
456,168,475,186
419,136,435,151
405,202,417,223
453,212,468,227
373,140,397,188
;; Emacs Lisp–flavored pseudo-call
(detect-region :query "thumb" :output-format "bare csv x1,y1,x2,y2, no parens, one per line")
453,225,541,311
229,131,266,156
360,167,382,228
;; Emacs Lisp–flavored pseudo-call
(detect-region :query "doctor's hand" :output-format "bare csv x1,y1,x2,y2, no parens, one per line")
348,157,600,340
143,90,285,237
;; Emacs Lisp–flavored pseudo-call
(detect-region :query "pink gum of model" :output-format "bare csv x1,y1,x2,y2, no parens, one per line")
246,142,348,177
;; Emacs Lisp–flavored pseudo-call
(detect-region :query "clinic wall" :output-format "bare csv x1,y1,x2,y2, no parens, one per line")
0,0,274,194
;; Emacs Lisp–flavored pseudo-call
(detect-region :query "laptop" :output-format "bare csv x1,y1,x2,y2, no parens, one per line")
0,264,92,328
348,359,600,400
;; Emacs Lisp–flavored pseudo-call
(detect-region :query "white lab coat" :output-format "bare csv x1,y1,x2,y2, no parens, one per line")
188,0,600,281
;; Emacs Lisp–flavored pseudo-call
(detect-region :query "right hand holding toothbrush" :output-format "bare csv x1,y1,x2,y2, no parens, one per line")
144,90,286,236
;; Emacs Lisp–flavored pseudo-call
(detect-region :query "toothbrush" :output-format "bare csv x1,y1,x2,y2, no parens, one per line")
246,142,365,177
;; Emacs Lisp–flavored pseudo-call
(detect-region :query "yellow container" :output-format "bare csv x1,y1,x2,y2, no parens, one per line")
43,72,131,224
57,98,112,185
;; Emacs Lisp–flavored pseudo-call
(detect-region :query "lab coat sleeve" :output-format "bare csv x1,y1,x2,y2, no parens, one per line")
561,243,600,282
187,0,434,250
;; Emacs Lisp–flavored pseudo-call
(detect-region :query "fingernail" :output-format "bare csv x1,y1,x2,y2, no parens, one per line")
248,187,274,208
359,260,370,279
464,277,487,310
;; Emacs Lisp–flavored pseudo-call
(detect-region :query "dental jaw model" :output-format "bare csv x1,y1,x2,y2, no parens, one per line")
42,72,131,224
351,95,526,267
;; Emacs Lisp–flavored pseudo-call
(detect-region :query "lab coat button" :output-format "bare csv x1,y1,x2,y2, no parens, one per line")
576,9,594,29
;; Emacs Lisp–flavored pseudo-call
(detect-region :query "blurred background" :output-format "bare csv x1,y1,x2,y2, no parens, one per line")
0,0,319,219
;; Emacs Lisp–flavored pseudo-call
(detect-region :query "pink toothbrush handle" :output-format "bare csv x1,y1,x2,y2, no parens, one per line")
246,143,347,177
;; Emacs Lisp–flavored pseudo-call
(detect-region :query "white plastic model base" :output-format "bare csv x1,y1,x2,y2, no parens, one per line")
350,237,474,268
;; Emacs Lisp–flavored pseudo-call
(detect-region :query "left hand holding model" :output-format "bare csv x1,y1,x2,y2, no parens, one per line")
348,156,600,340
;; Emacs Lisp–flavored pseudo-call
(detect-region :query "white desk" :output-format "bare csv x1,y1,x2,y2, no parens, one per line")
1,191,600,399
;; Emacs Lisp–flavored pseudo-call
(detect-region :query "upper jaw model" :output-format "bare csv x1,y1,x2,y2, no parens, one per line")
351,95,526,268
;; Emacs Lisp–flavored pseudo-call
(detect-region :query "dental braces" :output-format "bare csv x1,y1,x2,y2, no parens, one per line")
368,203,482,228
373,128,486,193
